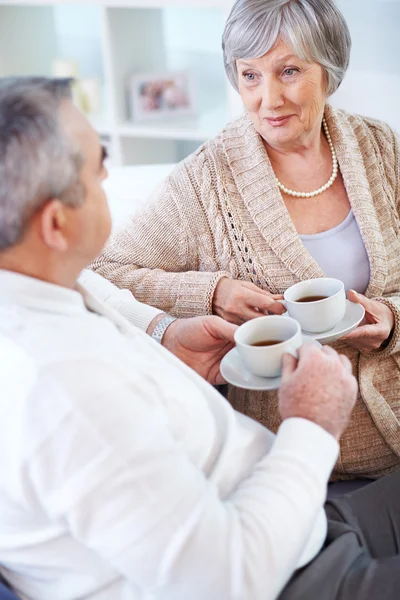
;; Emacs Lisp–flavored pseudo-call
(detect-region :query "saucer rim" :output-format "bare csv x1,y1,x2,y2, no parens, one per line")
220,347,282,391
220,335,320,391
303,299,365,343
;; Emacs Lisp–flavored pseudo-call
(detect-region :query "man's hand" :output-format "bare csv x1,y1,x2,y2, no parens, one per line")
213,278,285,325
162,316,237,385
342,290,395,352
279,344,358,441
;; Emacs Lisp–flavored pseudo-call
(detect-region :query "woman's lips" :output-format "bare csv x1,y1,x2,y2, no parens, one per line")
265,115,293,127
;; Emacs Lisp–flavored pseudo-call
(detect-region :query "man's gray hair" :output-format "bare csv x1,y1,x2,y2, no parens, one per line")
0,77,84,251
223,0,351,96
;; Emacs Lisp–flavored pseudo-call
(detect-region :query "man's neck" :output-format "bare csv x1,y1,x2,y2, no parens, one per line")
0,246,81,290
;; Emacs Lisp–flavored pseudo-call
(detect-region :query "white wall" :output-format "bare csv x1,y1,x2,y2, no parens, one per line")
53,5,103,81
163,7,228,116
0,6,57,77
331,0,400,131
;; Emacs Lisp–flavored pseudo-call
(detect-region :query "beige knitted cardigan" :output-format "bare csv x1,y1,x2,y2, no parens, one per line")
92,105,400,480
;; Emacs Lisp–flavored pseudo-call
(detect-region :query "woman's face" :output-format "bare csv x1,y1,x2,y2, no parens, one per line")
237,39,327,149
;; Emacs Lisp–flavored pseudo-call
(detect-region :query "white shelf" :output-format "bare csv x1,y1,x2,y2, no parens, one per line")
118,122,208,142
0,1,234,165
118,107,228,141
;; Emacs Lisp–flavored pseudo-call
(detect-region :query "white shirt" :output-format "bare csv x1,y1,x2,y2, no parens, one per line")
78,268,163,332
0,270,338,600
300,210,371,294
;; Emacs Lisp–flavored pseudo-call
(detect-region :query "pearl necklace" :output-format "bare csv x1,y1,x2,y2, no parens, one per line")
275,117,338,198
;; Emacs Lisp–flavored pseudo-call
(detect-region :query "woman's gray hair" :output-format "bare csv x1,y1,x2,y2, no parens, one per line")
0,77,84,251
222,0,351,96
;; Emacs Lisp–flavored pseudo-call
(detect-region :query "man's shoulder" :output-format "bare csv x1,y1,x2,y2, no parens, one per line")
0,332,38,403
1,307,147,391
3,314,164,454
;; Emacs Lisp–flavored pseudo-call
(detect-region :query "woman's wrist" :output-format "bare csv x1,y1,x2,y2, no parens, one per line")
372,297,400,355
212,277,230,316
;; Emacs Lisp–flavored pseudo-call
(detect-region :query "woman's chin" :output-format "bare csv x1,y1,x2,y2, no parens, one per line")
261,126,300,148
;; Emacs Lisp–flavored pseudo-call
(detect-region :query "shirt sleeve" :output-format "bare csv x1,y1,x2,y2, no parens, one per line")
77,269,163,332
27,362,338,600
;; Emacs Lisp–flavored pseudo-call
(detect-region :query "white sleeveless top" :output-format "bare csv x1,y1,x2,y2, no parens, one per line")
300,210,370,294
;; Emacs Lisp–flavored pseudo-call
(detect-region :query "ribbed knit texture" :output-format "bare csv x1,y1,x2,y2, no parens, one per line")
91,105,400,480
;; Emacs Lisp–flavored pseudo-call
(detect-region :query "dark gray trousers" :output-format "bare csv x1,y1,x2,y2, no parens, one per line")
279,471,400,600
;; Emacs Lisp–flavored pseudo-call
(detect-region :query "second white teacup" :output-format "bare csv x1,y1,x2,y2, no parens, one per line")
235,315,302,378
284,278,346,333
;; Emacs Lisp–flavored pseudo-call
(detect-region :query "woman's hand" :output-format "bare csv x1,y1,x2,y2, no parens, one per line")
342,289,395,352
212,278,285,325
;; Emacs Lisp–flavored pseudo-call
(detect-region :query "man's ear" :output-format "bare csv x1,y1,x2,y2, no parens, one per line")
39,199,69,252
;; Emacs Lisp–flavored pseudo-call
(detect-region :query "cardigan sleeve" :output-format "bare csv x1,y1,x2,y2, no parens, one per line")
90,168,231,318
363,128,400,358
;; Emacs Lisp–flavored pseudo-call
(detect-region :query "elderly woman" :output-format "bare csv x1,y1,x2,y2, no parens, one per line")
92,0,400,481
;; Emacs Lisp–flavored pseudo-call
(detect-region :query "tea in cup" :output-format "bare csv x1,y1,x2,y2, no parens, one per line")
284,278,346,333
234,315,302,378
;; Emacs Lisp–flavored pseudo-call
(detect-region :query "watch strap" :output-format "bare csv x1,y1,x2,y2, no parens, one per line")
151,315,177,344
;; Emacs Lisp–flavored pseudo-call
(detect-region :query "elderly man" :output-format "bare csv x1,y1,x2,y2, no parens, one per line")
0,77,399,600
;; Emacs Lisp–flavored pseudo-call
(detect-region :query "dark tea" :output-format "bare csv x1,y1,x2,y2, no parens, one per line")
251,340,283,347
296,295,328,303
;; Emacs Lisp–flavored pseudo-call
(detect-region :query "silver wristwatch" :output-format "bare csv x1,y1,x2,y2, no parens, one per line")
151,315,177,344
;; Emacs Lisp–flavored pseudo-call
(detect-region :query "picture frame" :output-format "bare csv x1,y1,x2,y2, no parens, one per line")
128,71,196,122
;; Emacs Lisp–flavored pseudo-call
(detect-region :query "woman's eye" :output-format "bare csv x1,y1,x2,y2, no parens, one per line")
243,72,256,82
283,68,299,77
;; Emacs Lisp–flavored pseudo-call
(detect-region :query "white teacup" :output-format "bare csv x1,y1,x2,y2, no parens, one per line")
234,315,302,378
284,278,346,333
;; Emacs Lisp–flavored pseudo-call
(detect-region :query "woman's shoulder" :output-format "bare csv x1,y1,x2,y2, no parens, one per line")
168,114,250,181
330,106,399,195
330,105,398,151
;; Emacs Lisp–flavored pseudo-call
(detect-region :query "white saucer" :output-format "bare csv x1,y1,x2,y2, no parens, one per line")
301,300,365,344
220,336,320,391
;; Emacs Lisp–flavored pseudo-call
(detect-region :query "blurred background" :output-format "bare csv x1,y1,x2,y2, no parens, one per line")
0,0,399,167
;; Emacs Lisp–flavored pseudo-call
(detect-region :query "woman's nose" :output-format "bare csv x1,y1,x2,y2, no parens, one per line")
260,77,285,111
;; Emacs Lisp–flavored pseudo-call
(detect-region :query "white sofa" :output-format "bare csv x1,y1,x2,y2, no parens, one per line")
105,164,176,231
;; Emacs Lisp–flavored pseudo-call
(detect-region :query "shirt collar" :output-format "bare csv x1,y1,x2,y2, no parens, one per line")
0,269,87,316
